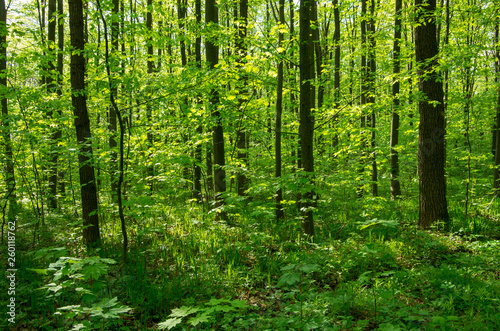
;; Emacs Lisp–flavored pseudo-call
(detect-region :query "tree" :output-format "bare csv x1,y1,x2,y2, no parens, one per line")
206,0,227,220
357,0,368,198
415,0,449,229
368,0,378,197
494,8,500,194
145,0,155,194
299,0,315,236
68,0,101,248
390,0,402,198
0,0,16,222
275,0,285,221
108,0,119,200
46,0,59,209
236,0,249,197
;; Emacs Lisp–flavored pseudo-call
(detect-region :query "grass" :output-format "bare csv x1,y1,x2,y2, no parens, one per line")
1,191,500,330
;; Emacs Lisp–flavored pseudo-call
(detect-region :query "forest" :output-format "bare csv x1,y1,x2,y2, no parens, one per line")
1,0,500,329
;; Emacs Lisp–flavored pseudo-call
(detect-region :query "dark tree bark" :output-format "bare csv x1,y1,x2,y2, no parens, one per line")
55,0,64,197
357,0,368,198
206,0,227,220
299,0,315,236
68,0,101,248
494,11,500,193
236,0,249,197
368,0,378,197
390,0,402,198
0,0,17,222
146,0,155,193
47,0,59,209
415,0,449,229
275,0,285,221
332,0,340,148
193,0,203,202
108,0,119,200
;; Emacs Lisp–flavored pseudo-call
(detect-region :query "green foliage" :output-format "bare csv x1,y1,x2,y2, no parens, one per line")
36,255,132,330
158,298,248,330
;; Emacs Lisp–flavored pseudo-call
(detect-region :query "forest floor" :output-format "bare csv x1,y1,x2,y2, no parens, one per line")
1,197,500,330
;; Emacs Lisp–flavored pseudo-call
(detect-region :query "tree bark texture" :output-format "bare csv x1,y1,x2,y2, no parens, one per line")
299,0,315,236
275,0,285,221
0,0,17,221
390,0,402,198
206,0,227,220
415,0,449,229
68,0,102,247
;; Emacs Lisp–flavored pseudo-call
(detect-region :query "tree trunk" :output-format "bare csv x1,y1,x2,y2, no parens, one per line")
68,0,102,248
146,0,155,193
299,0,315,236
357,0,368,198
236,0,249,197
206,0,227,220
0,0,17,221
493,12,500,193
109,0,119,201
390,0,402,198
332,0,340,148
368,0,378,197
415,0,449,229
47,0,59,209
193,0,203,202
275,0,285,221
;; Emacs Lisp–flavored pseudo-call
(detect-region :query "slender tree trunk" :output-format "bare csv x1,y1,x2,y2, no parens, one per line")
390,0,402,198
108,0,119,201
236,0,249,197
493,11,500,193
68,0,101,248
368,0,378,197
275,0,285,221
56,0,64,199
206,0,227,220
0,0,16,222
299,0,315,236
415,0,449,229
193,0,203,202
47,0,59,209
358,0,368,198
332,0,340,148
146,0,155,193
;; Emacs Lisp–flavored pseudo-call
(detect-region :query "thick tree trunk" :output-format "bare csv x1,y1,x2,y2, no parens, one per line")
390,0,402,198
415,0,449,229
68,0,101,248
299,0,315,236
206,0,227,220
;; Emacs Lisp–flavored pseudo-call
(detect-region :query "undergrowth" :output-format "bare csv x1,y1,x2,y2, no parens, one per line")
1,195,500,330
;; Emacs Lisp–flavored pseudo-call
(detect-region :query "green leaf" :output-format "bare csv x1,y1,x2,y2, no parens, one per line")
158,317,183,330
188,312,212,326
298,264,319,274
230,299,247,309
278,272,301,286
169,306,201,318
